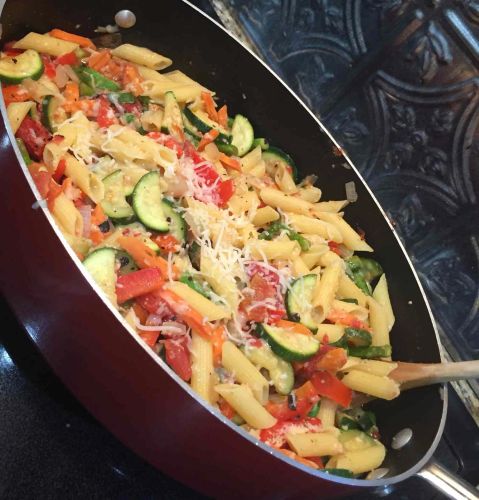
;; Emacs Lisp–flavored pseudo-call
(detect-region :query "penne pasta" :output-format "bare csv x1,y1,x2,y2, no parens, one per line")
314,211,373,252
286,432,343,458
64,154,104,203
330,299,369,321
191,331,217,404
296,185,322,203
341,371,400,400
7,101,34,134
112,43,172,70
249,239,301,261
368,296,390,348
166,281,230,321
337,274,368,308
14,32,78,56
215,384,277,429
221,342,269,404
312,262,342,318
252,206,280,226
286,213,343,243
312,200,348,213
259,187,314,215
51,192,83,237
373,274,395,331
326,444,386,475
317,398,337,429
340,357,398,377
315,323,345,343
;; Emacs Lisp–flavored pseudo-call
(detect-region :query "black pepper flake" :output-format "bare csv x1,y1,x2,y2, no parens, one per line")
98,220,110,233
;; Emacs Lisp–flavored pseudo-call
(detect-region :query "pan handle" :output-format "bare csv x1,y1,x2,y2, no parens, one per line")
416,461,479,500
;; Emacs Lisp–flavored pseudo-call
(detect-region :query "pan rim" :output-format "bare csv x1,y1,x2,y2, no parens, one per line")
0,0,448,489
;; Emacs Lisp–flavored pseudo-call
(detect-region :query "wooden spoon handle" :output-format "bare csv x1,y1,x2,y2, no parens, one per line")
390,360,479,389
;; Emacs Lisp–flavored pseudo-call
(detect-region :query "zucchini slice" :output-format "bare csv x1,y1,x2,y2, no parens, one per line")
83,247,117,305
116,250,138,276
231,114,254,156
188,241,201,270
262,146,298,182
257,323,320,362
286,274,323,332
0,49,43,84
161,91,184,140
131,171,169,232
101,170,135,223
162,198,186,244
183,107,231,144
41,95,61,133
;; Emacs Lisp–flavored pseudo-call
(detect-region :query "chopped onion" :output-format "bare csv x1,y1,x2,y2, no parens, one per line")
95,24,119,33
54,65,70,89
391,428,413,450
78,205,91,238
63,64,79,83
345,181,358,203
366,468,389,480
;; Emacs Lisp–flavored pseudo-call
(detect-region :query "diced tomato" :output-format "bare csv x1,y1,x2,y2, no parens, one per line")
310,371,352,408
55,51,78,66
3,41,23,56
306,456,324,468
163,137,183,158
97,97,117,128
16,116,50,160
115,268,164,304
165,337,191,381
219,399,236,419
240,265,285,324
260,417,322,448
326,309,369,330
28,162,51,199
136,289,175,317
328,241,341,255
152,234,180,253
294,345,347,378
2,85,30,105
52,158,66,182
265,396,318,420
41,55,56,79
139,330,160,348
216,178,235,206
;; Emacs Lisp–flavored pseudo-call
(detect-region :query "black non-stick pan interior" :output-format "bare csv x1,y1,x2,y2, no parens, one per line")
0,0,446,480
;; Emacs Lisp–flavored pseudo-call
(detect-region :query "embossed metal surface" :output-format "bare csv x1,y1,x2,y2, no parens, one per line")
219,0,479,399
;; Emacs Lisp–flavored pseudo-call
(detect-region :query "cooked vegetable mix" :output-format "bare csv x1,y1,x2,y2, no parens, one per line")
3,30,401,478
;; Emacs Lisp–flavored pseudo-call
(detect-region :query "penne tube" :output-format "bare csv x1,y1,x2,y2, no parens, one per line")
312,262,342,318
51,192,83,237
241,146,262,172
252,206,280,226
312,200,348,213
274,164,297,194
166,281,230,321
286,213,343,243
112,43,172,70
340,357,398,377
297,185,322,203
221,342,269,404
7,101,34,134
215,384,277,429
314,211,373,252
341,371,400,400
259,187,314,215
64,154,104,203
337,274,368,308
291,256,310,277
14,32,78,56
43,142,67,171
191,331,216,404
300,245,329,269
316,250,342,267
62,232,91,257
286,432,343,458
315,323,345,343
163,69,209,92
373,274,395,331
368,297,390,348
201,252,240,311
326,444,386,475
317,398,337,429
249,239,301,260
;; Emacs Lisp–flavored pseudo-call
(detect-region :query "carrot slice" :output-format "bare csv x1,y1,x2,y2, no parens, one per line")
211,325,226,366
201,91,218,122
49,29,96,49
294,380,317,400
197,129,219,151
88,50,111,70
217,105,228,128
218,153,241,171
117,235,177,279
123,64,143,95
276,319,313,336
91,204,107,225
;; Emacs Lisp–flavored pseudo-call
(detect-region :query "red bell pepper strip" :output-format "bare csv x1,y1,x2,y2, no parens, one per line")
260,417,322,448
2,85,31,105
52,158,67,183
115,268,165,304
197,129,219,152
96,96,118,128
152,233,180,253
55,51,78,66
310,371,352,409
165,337,192,381
219,399,236,419
16,116,50,161
265,396,318,420
28,163,51,199
41,55,56,79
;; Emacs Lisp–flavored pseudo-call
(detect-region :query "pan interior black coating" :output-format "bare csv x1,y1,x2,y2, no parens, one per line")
0,0,445,480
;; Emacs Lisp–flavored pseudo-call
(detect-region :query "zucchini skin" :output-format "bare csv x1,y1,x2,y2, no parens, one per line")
285,274,319,332
262,146,298,182
0,49,44,84
131,172,169,232
183,107,231,145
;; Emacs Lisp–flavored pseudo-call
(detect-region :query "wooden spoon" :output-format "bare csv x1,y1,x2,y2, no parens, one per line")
390,360,479,390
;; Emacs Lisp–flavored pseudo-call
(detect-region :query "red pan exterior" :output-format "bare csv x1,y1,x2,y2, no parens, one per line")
0,0,446,498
